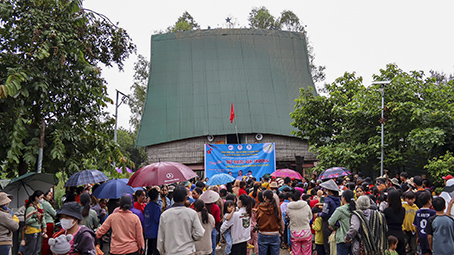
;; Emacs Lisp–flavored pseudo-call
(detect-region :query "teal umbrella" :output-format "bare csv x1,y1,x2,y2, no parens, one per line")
3,172,55,208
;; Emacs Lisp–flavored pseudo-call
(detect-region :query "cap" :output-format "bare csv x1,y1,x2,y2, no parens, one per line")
443,175,454,181
58,202,83,220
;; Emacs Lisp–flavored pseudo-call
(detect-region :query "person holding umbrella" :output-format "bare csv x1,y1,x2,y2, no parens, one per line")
0,192,19,255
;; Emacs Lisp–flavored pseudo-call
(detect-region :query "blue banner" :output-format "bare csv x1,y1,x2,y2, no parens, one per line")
204,143,276,180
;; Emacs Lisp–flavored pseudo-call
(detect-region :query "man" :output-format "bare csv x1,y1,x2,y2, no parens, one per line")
0,192,19,255
400,172,410,192
144,188,161,255
414,176,429,208
246,171,253,181
157,185,205,255
279,177,291,192
427,197,454,255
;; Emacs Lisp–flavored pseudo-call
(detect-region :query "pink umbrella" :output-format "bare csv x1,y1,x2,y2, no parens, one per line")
270,169,303,180
127,162,198,187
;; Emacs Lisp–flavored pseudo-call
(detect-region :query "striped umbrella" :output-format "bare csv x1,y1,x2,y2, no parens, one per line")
65,169,109,187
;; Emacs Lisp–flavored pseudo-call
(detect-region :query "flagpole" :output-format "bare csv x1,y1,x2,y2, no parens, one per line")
235,121,239,144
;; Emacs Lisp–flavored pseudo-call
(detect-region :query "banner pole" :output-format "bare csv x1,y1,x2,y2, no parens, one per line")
235,122,239,144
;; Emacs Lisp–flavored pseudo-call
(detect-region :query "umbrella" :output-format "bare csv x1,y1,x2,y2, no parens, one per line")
318,167,351,180
271,169,303,180
3,172,55,208
0,179,10,189
127,162,198,187
65,169,109,187
206,173,235,186
118,179,142,192
92,179,136,199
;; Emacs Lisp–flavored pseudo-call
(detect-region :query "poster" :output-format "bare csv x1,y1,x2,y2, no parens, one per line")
204,143,276,179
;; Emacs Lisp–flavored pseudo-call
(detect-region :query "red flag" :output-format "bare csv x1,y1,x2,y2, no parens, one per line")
230,103,235,123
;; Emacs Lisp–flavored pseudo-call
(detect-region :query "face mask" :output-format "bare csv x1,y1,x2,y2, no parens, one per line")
60,218,75,230
39,199,44,204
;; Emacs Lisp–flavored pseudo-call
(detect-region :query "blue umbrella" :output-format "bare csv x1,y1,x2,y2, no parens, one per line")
206,173,235,186
118,179,142,192
65,169,109,187
92,179,136,199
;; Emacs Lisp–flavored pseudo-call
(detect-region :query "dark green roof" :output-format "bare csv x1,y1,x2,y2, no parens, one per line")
137,29,316,147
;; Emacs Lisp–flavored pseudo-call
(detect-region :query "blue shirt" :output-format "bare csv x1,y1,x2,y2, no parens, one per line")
144,201,161,239
413,208,436,252
426,214,454,255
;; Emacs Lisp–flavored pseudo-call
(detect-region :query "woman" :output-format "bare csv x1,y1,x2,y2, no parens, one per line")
328,189,356,255
256,190,284,255
193,200,215,255
248,182,261,204
0,192,19,255
232,180,241,197
345,196,388,255
286,190,312,255
199,190,221,255
24,190,46,255
355,186,378,210
134,190,147,214
53,201,97,254
80,193,99,231
384,189,406,255
41,190,57,255
96,194,145,255
220,194,252,255
319,179,341,255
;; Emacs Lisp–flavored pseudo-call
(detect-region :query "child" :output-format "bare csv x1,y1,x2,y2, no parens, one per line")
386,235,398,255
413,191,435,255
311,206,324,255
222,200,235,255
402,190,418,255
280,192,292,250
48,234,73,255
426,197,454,255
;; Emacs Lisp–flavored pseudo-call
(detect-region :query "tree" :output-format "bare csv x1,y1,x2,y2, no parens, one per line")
248,7,325,83
128,55,149,132
117,128,147,170
167,11,200,32
0,0,135,177
291,64,454,177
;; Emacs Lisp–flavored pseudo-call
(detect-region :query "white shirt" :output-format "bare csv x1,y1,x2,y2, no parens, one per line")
157,204,205,255
220,207,251,245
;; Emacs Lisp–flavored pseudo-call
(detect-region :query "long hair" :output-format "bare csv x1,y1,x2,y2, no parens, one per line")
26,190,44,208
194,200,209,224
238,194,252,216
80,193,91,218
262,190,280,221
342,189,356,212
388,189,403,213
252,182,261,198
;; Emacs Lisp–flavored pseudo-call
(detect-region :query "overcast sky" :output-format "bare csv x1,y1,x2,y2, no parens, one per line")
83,0,454,130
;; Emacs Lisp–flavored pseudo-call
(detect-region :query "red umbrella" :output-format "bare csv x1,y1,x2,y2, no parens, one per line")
271,169,304,180
127,162,198,187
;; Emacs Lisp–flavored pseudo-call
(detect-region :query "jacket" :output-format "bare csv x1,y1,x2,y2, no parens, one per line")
0,209,19,246
73,226,97,255
256,202,282,233
42,200,56,224
286,200,312,232
194,211,215,255
144,201,161,239
157,204,205,255
328,204,352,244
220,207,251,245
320,195,341,222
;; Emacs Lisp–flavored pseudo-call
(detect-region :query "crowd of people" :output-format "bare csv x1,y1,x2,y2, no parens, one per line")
1,171,454,255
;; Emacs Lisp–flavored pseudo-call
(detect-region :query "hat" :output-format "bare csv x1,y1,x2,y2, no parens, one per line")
443,175,454,181
356,196,370,210
58,201,83,220
0,192,11,206
49,234,73,254
270,181,278,189
407,178,415,187
168,186,175,193
199,190,220,204
391,178,400,187
319,179,340,192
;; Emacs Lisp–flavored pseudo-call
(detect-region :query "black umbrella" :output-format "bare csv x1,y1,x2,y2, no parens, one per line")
3,172,55,208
